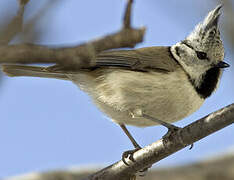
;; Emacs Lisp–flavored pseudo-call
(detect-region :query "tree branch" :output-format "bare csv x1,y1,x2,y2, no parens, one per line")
0,0,29,45
84,103,234,180
123,0,133,29
0,0,145,70
7,153,234,180
20,0,61,43
222,0,234,49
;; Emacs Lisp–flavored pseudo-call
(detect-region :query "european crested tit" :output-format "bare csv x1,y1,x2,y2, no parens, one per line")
2,5,229,160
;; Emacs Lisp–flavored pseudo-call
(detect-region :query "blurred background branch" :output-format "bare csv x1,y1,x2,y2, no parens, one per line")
0,0,145,70
0,0,61,87
19,0,61,43
4,151,234,180
221,0,234,46
0,0,28,45
0,0,28,86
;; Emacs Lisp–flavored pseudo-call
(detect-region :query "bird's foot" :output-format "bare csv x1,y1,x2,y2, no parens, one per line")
122,147,152,176
163,125,193,150
122,147,141,166
162,125,181,139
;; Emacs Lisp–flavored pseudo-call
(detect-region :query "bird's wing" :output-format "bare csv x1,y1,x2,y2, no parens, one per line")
1,47,180,79
95,46,180,72
2,64,69,80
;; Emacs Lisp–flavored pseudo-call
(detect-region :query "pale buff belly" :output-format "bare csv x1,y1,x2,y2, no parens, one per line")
68,69,204,127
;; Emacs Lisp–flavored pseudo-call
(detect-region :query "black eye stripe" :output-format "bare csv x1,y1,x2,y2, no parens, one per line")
175,46,180,57
181,41,208,60
181,40,194,50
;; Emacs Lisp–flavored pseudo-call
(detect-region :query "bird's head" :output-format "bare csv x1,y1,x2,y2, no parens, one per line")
171,4,229,88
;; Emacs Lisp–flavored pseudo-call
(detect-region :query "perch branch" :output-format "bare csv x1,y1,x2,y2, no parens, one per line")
8,153,234,180
84,103,234,180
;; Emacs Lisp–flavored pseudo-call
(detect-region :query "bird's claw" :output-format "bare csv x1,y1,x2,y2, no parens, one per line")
122,147,152,177
163,125,194,150
163,125,181,139
122,147,141,166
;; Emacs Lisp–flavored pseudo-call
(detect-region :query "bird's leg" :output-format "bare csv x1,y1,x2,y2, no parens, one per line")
119,124,141,165
142,114,181,135
142,113,193,149
119,124,151,176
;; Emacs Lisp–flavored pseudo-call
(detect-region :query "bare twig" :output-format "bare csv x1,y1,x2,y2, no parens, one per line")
20,0,61,43
0,28,145,67
0,0,145,70
123,0,133,29
19,0,30,5
0,0,29,44
84,103,234,180
222,0,234,49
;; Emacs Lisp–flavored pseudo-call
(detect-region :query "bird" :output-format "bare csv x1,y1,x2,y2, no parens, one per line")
1,5,229,164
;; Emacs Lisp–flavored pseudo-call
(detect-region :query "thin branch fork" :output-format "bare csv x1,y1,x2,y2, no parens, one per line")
0,0,29,45
0,28,145,68
85,103,234,180
0,0,145,70
123,0,133,28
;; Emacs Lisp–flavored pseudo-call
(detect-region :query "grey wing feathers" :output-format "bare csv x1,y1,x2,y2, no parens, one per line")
96,46,179,72
2,64,68,80
96,50,139,68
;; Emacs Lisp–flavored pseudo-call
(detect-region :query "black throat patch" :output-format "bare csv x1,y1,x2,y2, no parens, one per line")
189,67,221,99
169,46,221,99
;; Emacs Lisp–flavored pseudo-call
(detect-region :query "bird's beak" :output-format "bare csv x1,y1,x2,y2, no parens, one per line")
202,4,222,31
215,61,230,68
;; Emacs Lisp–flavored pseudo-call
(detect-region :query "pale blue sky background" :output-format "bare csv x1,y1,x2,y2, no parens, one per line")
0,0,233,178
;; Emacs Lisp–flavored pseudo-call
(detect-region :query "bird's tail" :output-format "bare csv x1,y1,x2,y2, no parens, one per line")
2,64,69,80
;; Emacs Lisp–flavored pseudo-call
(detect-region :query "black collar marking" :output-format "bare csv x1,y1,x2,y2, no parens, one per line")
168,47,180,65
181,40,195,50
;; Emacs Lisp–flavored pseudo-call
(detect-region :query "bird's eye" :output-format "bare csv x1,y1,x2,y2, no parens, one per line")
196,51,207,60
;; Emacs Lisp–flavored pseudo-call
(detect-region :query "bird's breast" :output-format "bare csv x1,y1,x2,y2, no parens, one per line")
90,68,205,127
69,68,205,127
